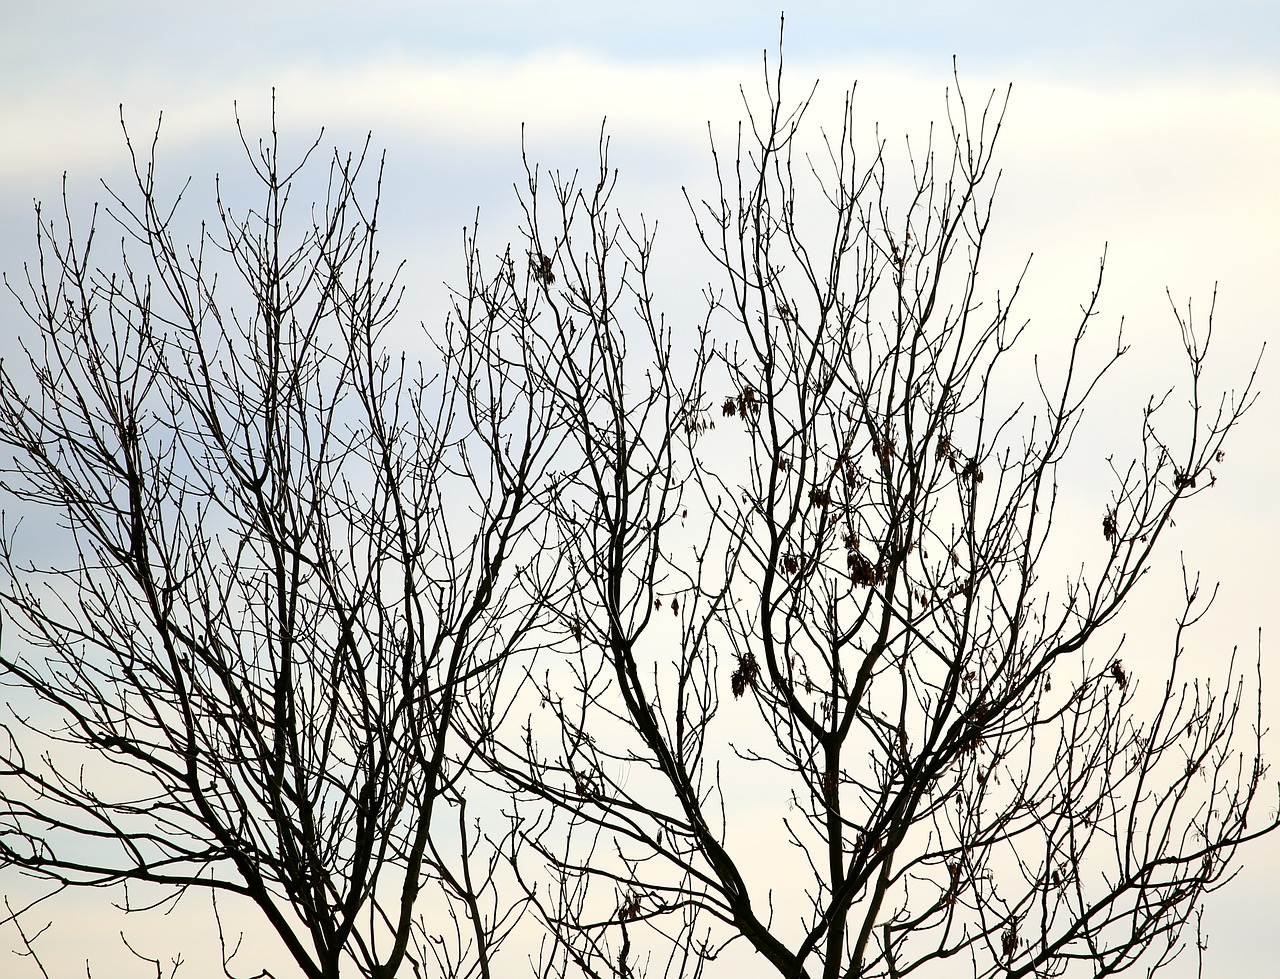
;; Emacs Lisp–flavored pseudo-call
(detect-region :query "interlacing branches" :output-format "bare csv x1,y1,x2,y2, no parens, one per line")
0,101,554,979
465,42,1273,979
1,40,1273,979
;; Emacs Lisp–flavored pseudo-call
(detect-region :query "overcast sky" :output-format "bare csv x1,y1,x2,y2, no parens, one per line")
2,2,1278,977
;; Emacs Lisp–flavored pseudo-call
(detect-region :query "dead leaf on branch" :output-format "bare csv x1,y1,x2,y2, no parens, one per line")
731,652,760,698
529,251,555,286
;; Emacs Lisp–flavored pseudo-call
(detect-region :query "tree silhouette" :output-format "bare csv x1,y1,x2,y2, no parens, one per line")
0,106,546,979
461,54,1274,979
1,48,1274,979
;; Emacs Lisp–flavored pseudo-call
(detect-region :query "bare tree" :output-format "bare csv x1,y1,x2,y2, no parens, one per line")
1,43,1274,979
0,106,558,978
462,50,1276,979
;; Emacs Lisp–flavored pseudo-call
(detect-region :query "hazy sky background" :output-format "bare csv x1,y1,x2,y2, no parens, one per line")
2,2,1277,976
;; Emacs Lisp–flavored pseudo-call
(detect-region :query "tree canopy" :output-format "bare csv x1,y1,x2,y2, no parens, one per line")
0,52,1273,979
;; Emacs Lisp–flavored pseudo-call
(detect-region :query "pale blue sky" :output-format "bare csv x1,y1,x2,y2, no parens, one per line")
1,3,1277,977
5,1,1280,80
